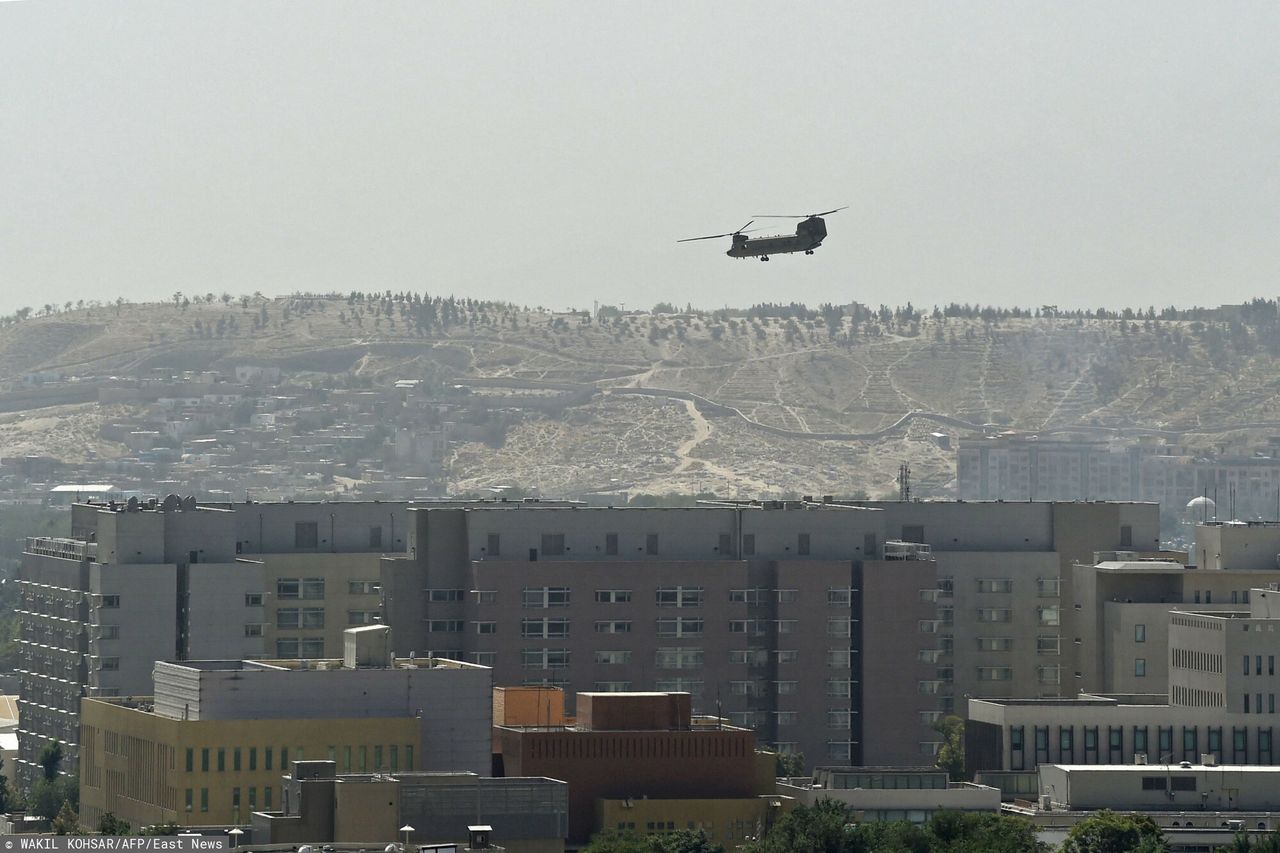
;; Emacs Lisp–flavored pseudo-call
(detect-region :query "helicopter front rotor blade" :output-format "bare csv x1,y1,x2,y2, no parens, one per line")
677,232,735,243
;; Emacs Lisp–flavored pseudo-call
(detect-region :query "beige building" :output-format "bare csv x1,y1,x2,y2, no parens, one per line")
79,627,492,830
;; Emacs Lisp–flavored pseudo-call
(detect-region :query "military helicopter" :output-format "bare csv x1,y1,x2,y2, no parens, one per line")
678,206,847,261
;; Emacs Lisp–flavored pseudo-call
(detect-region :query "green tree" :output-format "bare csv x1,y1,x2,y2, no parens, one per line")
927,811,1045,853
583,830,723,853
776,752,807,777
745,799,858,853
1061,810,1168,853
38,739,63,779
96,812,131,835
932,716,968,781
51,799,81,835
30,775,79,819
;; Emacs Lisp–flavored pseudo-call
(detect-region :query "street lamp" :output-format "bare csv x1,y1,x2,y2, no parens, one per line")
400,825,415,849
228,828,243,849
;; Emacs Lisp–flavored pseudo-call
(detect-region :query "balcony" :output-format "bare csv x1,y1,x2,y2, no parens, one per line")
26,538,96,561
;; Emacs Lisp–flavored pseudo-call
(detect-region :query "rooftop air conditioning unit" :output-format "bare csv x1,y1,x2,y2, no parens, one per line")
1039,794,1052,811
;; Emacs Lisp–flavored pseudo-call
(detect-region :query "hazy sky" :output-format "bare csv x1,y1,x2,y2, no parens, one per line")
2,2,1277,317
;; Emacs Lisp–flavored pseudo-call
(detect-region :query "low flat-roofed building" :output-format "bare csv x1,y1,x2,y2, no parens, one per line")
251,761,567,853
596,795,796,848
1038,762,1280,811
778,767,999,824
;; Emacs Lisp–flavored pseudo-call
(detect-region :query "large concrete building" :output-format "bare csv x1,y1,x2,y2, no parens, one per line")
16,497,451,786
79,627,492,829
382,499,1157,767
968,583,1280,783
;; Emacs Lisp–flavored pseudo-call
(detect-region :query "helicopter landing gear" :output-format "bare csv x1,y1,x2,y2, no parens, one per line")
804,249,814,255
759,255,770,262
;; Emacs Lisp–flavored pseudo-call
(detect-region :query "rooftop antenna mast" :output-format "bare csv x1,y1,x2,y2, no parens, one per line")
898,463,911,502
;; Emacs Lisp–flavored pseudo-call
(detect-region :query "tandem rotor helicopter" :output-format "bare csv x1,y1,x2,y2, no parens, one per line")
678,206,847,261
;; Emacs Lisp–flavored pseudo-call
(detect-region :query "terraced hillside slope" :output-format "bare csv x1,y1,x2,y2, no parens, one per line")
1,296,1277,498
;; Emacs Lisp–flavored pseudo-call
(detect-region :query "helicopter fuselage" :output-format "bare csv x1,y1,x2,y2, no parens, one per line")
727,215,827,258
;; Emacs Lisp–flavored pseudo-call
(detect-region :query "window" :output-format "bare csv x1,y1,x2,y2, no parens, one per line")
595,650,632,665
937,577,954,596
486,533,501,556
100,594,120,608
301,578,325,599
300,638,323,657
656,617,704,638
301,607,324,628
523,587,571,607
1037,605,1060,626
368,525,383,549
730,588,762,604
470,652,496,666
185,789,193,812
775,681,798,695
348,580,380,595
249,747,257,771
1135,624,1146,643
277,608,300,629
977,637,1014,652
276,638,299,657
1135,658,1147,678
775,650,799,664
729,619,766,635
595,620,631,634
428,588,464,602
655,678,703,696
201,748,210,772
1141,776,1167,791
594,681,632,692
522,618,570,638
541,533,565,556
200,789,208,813
828,710,853,729
777,589,799,603
827,587,852,606
428,620,464,633
348,610,381,625
646,533,660,555
295,521,318,548
595,589,631,604
474,590,496,603
977,608,1012,623
1170,776,1196,792
776,620,798,634
826,679,852,697
522,648,571,669
1036,577,1060,597
976,578,1013,594
977,667,1013,681
655,648,703,669
826,618,852,637
277,579,300,599
797,533,811,556
827,649,853,667
1036,635,1060,655
605,533,618,555
218,748,226,772
775,711,799,726
234,747,242,771
245,593,263,607
656,586,703,607
474,621,497,634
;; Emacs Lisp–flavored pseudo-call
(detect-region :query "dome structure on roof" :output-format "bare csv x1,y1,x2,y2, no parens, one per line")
1186,496,1216,511
1185,496,1216,522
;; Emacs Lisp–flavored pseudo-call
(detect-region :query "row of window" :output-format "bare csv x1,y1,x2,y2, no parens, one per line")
1009,724,1276,770
185,743,414,775
479,532,826,558
445,587,857,606
440,617,856,638
185,785,271,813
292,522,385,550
937,578,1060,597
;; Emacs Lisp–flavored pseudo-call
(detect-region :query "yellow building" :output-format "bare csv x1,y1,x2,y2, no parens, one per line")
247,552,387,659
80,697,421,830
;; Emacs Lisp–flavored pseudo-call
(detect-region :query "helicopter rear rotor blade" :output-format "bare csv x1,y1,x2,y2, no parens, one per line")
752,206,848,218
